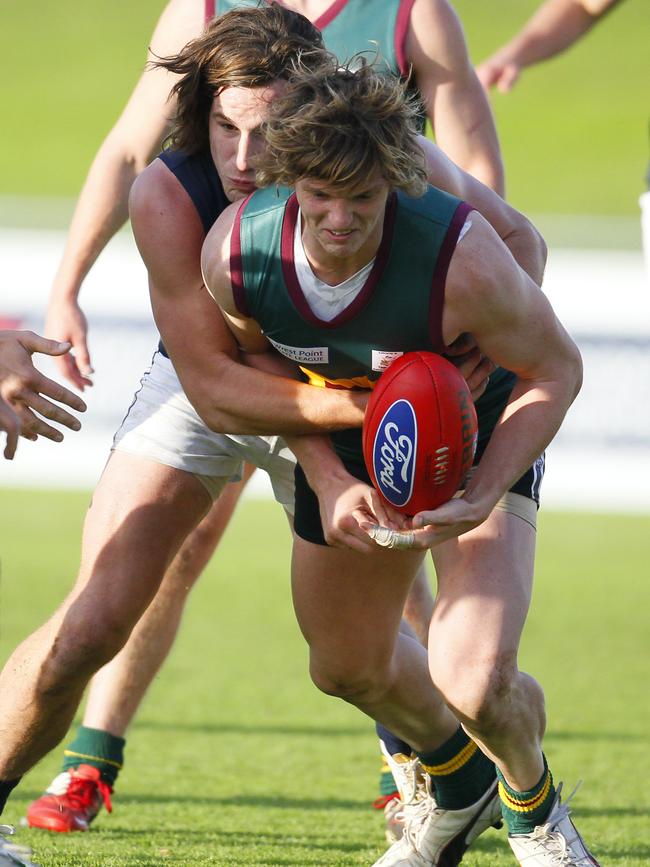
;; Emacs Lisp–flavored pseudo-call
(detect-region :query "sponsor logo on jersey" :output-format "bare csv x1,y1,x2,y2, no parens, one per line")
372,399,417,508
371,350,404,372
268,338,329,364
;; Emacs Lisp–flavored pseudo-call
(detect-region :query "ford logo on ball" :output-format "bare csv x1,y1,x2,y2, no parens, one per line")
372,399,417,508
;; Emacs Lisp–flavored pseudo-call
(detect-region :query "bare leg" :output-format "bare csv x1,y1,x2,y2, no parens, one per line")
292,538,457,753
82,464,256,736
429,509,545,790
401,561,434,647
0,451,213,780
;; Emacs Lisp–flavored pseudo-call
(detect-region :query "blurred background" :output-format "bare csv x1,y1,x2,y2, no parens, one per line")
0,0,648,511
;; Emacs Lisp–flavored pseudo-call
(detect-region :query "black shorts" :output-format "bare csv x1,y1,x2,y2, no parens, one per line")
293,454,545,547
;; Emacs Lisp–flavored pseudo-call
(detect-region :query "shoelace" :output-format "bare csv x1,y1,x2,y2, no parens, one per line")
397,757,427,806
397,778,443,849
523,783,594,867
0,825,40,867
46,771,113,814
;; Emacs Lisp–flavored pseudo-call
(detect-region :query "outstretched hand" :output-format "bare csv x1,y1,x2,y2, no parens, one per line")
44,296,94,390
0,331,87,457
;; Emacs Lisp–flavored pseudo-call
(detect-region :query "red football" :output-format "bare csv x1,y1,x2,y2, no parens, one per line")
362,351,477,515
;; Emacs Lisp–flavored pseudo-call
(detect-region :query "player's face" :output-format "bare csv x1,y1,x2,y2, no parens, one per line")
295,173,391,271
208,82,285,203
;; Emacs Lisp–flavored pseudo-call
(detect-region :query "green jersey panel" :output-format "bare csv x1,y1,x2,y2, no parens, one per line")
214,0,413,76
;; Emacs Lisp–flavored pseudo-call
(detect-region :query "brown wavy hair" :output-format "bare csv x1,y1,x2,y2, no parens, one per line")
153,3,325,155
255,56,428,196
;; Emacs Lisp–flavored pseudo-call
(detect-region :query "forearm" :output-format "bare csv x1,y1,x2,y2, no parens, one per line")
431,86,505,196
177,351,367,436
463,372,581,513
284,432,343,487
490,0,608,70
49,141,146,302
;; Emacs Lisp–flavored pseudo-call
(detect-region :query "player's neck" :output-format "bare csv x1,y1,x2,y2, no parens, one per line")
301,226,382,286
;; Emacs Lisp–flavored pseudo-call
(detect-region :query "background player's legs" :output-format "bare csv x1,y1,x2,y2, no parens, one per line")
0,450,213,787
25,465,255,832
82,462,256,737
291,538,457,751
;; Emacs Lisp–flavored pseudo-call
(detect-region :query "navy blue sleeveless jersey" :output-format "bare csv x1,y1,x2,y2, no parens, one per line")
155,149,229,356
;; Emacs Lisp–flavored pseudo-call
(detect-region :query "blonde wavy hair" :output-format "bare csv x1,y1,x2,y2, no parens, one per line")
255,56,428,196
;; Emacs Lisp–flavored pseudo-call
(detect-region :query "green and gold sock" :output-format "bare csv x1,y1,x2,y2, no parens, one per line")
417,726,496,810
62,725,125,787
497,757,555,835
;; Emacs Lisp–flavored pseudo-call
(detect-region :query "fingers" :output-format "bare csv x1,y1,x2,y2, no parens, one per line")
23,371,87,414
325,514,379,553
17,391,83,433
54,351,91,390
465,356,497,402
444,332,477,356
13,404,66,443
497,64,520,93
0,401,20,460
69,336,94,388
17,331,72,357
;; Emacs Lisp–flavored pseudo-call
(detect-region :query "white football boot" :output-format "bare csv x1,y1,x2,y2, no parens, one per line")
0,826,40,867
507,783,601,866
374,743,502,867
384,796,405,844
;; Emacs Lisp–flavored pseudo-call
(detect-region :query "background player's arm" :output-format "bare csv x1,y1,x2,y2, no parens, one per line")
44,0,205,389
420,137,547,284
131,168,366,436
408,0,504,194
407,213,582,545
476,0,623,92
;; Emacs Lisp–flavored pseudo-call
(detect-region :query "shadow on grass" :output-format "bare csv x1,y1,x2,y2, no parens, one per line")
29,826,373,856
18,791,369,811
131,720,369,738
128,721,648,744
544,730,647,743
577,805,650,818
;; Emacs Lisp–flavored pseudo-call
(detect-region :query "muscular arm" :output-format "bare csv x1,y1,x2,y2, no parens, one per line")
130,164,366,436
408,0,504,194
420,137,547,284
440,213,582,518
45,0,206,388
476,0,623,92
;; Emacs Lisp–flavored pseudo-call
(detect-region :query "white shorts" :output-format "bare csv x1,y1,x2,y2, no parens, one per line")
112,352,296,510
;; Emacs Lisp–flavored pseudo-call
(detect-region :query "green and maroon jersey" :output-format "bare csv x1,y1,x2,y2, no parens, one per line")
228,185,516,461
208,0,414,77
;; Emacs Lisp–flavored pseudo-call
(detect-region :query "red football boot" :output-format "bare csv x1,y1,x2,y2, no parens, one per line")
26,765,113,833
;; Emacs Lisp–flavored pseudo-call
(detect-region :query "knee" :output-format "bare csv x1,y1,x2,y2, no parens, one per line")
47,605,132,680
309,658,388,705
433,653,517,734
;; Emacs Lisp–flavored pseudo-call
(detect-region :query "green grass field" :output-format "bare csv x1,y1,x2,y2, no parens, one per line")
1,490,648,866
0,0,647,218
